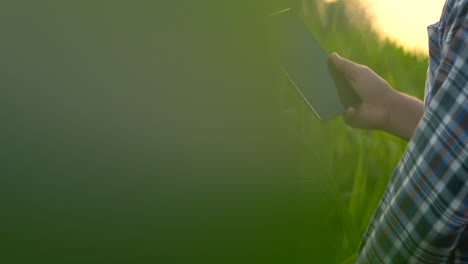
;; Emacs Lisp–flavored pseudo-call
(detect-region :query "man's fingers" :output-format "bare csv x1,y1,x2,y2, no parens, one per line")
343,107,357,126
344,106,367,129
330,53,360,80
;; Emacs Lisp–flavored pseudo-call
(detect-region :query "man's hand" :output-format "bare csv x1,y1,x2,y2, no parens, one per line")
330,53,424,141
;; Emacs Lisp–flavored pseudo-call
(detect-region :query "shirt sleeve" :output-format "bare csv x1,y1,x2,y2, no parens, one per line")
355,1,468,263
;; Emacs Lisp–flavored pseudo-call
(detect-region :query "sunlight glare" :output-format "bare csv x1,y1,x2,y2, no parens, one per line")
360,0,446,53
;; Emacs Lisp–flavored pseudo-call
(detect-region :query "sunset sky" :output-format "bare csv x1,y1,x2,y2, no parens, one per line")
359,0,446,53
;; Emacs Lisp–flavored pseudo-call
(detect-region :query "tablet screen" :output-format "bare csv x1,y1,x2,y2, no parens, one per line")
270,9,359,121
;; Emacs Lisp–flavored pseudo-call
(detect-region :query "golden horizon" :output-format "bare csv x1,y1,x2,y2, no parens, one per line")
359,0,446,53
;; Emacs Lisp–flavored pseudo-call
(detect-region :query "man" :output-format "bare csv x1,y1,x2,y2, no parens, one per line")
331,0,468,262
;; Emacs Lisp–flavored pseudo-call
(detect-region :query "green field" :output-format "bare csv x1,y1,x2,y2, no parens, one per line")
1,1,432,263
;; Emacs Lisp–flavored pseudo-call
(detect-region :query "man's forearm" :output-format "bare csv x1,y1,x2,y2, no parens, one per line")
380,90,424,141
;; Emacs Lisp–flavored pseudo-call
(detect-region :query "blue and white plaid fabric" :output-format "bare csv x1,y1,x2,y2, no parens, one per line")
355,0,468,263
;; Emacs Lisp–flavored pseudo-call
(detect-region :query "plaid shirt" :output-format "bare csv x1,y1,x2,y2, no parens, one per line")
355,0,468,263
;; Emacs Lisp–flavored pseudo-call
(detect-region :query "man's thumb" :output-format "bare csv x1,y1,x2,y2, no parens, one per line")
330,53,359,78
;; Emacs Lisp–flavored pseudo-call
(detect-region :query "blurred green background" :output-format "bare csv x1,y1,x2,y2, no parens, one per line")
0,0,428,263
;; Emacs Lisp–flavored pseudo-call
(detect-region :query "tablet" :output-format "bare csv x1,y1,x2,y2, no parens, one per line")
270,8,361,121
